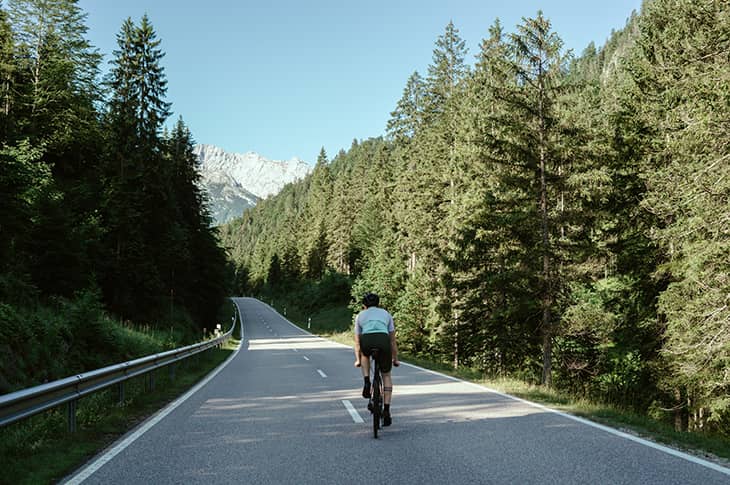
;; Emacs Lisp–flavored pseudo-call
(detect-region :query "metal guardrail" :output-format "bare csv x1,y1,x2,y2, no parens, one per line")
0,303,239,431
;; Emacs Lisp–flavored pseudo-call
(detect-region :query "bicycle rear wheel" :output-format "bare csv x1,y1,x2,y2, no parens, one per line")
372,363,382,438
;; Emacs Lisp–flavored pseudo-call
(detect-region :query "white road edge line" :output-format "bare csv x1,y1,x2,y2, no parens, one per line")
342,399,364,423
399,361,730,476
317,369,327,378
64,312,244,483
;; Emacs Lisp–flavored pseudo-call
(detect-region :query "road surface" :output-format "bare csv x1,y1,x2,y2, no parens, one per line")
64,297,730,484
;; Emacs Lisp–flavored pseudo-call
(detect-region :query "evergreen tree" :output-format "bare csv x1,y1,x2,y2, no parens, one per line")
630,0,730,431
388,23,470,365
162,117,229,325
423,21,469,124
3,0,104,297
326,156,355,274
386,71,424,145
7,0,101,151
506,13,577,385
444,19,540,373
133,14,171,148
102,14,172,320
551,13,664,408
0,3,15,138
299,147,332,279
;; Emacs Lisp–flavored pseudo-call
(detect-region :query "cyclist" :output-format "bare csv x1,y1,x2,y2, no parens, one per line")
354,292,399,426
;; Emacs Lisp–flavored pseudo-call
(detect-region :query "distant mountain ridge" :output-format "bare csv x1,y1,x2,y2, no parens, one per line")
194,144,311,225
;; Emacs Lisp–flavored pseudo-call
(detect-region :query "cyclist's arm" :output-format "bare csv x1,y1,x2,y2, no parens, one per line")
354,314,363,367
390,330,399,366
354,332,362,366
387,313,399,366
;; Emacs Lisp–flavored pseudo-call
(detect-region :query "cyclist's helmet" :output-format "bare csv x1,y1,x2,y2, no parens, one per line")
362,292,380,308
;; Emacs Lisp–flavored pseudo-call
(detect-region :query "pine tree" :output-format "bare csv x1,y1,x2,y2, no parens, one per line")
102,14,172,320
7,0,101,150
458,13,575,384
386,71,424,145
386,22,471,365
326,157,354,274
443,19,536,373
134,14,171,149
299,147,332,279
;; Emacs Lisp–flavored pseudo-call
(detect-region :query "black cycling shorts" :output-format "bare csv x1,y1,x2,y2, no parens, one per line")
360,332,392,373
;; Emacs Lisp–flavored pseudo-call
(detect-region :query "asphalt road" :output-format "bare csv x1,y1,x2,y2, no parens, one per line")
64,297,730,484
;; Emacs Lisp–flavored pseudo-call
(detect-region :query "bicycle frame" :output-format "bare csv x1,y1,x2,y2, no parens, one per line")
368,348,384,438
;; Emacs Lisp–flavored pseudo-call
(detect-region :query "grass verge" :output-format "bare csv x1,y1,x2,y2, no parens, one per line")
0,338,238,485
269,300,353,336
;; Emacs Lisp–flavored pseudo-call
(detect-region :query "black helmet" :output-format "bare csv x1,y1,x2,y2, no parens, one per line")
362,292,380,308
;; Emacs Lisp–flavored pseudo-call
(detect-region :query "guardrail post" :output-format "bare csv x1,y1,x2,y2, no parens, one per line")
169,363,176,381
67,399,77,433
147,371,155,392
117,382,125,405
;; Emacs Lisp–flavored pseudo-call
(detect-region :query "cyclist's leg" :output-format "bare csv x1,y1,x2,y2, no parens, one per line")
359,336,375,399
360,350,370,378
375,334,393,405
382,372,393,405
382,370,393,426
361,352,372,398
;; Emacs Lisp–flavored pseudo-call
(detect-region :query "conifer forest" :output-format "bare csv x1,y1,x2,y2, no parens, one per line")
222,0,730,436
0,1,229,391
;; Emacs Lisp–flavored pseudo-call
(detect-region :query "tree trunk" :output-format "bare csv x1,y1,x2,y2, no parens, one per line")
453,293,459,369
674,388,684,431
538,72,553,387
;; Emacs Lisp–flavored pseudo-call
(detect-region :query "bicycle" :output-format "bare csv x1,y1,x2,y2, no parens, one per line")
367,348,384,438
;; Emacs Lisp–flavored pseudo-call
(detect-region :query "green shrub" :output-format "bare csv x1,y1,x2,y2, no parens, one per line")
0,288,196,393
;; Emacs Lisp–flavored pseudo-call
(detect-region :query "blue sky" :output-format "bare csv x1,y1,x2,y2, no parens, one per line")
78,0,642,164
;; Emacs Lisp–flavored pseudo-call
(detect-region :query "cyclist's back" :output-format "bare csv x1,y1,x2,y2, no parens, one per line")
356,306,393,335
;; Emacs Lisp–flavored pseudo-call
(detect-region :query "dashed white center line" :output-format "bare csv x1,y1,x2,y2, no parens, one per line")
317,369,327,378
303,356,310,361
342,400,364,423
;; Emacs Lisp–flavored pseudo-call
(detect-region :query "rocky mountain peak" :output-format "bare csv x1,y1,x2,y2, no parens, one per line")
195,144,311,225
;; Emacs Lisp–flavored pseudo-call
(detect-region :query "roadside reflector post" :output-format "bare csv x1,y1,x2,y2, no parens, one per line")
308,317,311,329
